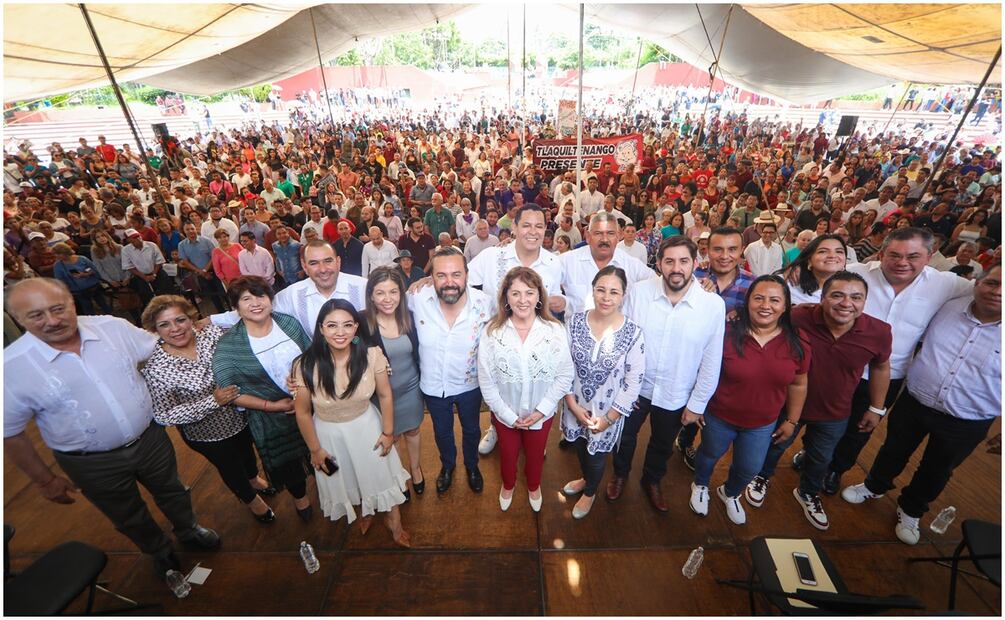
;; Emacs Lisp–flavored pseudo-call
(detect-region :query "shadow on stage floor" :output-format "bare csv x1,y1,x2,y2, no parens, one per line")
4,410,1001,615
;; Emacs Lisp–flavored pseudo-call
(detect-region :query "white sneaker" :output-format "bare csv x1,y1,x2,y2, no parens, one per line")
745,476,770,508
895,507,921,545
717,485,747,525
793,488,829,530
689,483,709,516
841,482,885,504
478,426,497,455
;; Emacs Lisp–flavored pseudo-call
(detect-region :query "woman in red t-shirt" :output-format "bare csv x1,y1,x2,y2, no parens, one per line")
689,275,810,525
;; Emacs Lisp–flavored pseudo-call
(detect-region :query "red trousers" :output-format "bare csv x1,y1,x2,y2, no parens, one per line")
493,415,554,492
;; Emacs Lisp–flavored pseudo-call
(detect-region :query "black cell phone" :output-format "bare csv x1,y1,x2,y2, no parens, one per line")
792,552,816,586
320,456,339,476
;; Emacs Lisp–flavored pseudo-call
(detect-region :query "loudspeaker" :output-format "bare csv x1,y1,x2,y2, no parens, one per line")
835,115,858,137
151,123,169,139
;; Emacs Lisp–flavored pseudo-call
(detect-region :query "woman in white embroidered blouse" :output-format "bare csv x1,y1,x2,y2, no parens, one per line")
560,266,645,519
477,267,574,513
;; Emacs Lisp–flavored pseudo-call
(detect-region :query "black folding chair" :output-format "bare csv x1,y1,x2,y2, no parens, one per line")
718,536,925,615
909,519,1001,610
4,525,158,615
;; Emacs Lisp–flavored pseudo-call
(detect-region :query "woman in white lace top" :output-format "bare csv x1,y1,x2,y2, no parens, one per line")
477,267,574,513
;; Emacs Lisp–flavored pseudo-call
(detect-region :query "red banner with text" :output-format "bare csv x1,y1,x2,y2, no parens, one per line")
532,133,642,173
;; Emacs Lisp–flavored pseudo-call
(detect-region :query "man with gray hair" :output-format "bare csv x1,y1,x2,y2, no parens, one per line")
560,211,653,314
424,192,455,239
463,219,499,262
4,278,220,579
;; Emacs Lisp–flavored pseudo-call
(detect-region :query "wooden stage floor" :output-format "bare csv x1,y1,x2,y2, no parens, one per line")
4,410,1001,615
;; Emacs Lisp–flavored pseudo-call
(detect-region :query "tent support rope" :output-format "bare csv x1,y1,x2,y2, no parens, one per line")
78,3,155,178
881,82,913,137
694,4,734,144
918,45,1001,201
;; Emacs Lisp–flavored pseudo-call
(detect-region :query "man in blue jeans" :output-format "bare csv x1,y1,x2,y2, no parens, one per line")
745,272,892,530
408,247,492,494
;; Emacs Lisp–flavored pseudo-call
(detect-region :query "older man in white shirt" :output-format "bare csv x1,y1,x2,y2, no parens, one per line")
842,265,1000,546
4,279,220,577
463,220,499,262
560,212,653,315
409,247,493,495
361,226,399,276
611,235,725,512
816,227,974,495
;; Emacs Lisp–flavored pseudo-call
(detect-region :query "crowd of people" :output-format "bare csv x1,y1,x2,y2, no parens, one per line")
3,101,1001,588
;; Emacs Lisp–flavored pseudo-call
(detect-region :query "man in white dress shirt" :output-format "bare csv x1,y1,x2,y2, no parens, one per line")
578,176,605,219
468,204,565,455
121,228,173,305
361,226,399,276
611,236,726,512
560,212,653,315
616,223,648,265
842,265,1000,545
4,279,220,577
409,247,493,495
200,204,239,245
212,240,366,336
743,219,784,276
815,227,974,494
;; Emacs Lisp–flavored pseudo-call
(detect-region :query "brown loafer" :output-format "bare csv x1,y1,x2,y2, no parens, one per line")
642,480,669,513
606,476,626,501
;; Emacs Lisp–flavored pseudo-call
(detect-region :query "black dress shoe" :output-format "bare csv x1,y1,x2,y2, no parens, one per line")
413,478,425,496
822,471,841,496
467,467,484,493
558,438,573,450
254,508,276,524
436,467,454,494
178,525,221,549
402,489,411,502
296,505,314,522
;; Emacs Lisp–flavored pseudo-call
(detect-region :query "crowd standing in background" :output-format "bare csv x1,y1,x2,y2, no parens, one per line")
3,94,1001,588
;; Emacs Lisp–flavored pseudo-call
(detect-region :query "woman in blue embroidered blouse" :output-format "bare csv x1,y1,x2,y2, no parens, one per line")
560,265,645,520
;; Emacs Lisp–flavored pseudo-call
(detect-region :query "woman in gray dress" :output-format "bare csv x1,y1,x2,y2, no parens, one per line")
365,267,425,496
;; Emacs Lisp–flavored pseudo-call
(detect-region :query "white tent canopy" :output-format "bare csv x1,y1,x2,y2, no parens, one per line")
3,3,1001,104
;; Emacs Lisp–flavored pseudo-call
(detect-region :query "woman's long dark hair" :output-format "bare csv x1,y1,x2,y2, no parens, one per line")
732,274,804,362
782,233,847,295
296,299,372,400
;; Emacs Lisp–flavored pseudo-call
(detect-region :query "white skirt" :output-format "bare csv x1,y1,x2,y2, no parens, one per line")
313,403,410,524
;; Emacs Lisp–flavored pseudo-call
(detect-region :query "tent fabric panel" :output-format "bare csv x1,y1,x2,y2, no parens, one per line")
139,4,471,95
2,2,310,102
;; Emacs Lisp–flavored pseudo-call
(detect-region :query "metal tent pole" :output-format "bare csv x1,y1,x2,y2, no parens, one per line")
79,3,155,178
918,46,1001,202
309,7,336,129
575,3,584,206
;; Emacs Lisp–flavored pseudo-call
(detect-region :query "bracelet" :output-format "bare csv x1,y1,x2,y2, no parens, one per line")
867,405,887,417
37,475,56,488
606,414,619,426
263,400,270,411
381,431,394,438
783,419,798,427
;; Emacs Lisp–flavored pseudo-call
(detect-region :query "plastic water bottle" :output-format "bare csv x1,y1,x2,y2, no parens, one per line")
682,546,704,579
300,541,320,574
930,506,956,534
165,569,191,598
